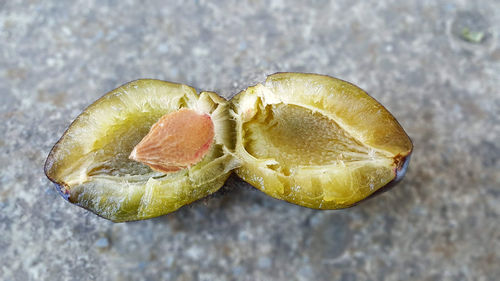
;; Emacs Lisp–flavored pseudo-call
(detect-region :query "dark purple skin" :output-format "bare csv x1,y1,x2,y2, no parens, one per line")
354,151,413,206
44,158,71,201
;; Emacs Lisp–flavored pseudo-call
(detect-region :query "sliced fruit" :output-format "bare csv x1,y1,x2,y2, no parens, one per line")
46,73,414,221
44,79,237,222
231,73,413,209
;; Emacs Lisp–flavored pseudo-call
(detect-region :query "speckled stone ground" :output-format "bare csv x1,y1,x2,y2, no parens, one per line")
1,1,499,280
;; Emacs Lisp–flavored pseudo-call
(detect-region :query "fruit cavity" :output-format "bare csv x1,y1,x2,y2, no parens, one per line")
231,73,413,209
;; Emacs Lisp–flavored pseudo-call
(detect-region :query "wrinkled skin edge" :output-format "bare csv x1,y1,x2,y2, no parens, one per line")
44,134,70,200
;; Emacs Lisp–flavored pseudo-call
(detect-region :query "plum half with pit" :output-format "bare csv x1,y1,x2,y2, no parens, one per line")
44,80,237,222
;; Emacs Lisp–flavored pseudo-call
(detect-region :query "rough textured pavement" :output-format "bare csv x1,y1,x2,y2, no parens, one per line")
1,0,499,280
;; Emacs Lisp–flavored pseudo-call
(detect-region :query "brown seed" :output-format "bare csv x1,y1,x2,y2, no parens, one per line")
129,108,215,173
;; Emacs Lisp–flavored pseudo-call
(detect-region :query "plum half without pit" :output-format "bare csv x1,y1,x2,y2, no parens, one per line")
45,73,413,222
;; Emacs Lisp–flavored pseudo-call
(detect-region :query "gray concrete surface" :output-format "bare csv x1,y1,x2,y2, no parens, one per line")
1,0,499,280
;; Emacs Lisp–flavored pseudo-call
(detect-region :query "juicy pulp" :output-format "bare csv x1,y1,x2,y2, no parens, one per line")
44,80,236,222
232,73,412,208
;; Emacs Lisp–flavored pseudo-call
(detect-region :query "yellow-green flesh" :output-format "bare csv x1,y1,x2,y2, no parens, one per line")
45,80,236,222
233,73,412,208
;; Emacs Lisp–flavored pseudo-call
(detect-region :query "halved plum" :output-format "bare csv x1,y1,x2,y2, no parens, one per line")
44,80,237,222
46,73,413,221
231,73,413,209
